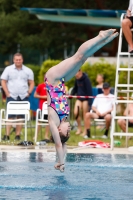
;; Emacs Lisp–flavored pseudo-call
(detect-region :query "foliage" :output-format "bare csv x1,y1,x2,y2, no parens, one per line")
26,64,40,86
38,59,61,84
0,0,128,57
82,58,116,87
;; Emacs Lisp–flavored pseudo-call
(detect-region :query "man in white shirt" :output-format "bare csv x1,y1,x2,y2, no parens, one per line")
1,53,34,141
84,82,114,138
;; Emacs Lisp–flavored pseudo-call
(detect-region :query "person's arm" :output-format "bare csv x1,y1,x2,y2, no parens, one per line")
126,0,132,17
71,80,77,95
34,90,47,100
1,80,10,97
48,114,64,165
28,80,34,95
126,9,131,17
92,105,98,113
92,97,99,113
84,77,93,106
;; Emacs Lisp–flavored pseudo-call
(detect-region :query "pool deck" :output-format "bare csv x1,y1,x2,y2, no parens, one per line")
0,145,133,154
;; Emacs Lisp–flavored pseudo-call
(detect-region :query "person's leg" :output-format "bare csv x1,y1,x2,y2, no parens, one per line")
44,125,50,139
74,100,82,134
3,97,15,140
46,29,118,83
103,114,112,136
33,125,49,140
84,112,99,137
15,97,29,140
2,123,12,140
15,124,23,136
6,123,12,136
122,18,133,52
117,119,126,132
81,100,89,136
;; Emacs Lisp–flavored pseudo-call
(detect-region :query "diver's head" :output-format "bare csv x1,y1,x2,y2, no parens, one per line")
58,120,71,143
50,120,71,144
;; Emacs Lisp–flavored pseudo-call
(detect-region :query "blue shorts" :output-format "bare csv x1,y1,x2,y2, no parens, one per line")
6,96,29,119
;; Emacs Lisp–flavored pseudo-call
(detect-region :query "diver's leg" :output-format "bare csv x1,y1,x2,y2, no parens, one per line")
46,29,118,83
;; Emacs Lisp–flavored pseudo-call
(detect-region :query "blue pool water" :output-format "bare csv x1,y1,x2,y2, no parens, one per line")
0,152,133,200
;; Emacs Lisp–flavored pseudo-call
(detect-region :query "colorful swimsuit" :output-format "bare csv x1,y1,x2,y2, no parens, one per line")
45,77,70,122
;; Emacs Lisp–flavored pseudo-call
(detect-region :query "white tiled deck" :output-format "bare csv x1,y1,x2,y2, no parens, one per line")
0,145,133,154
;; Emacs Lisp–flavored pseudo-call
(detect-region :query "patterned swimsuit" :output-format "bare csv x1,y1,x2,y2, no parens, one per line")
45,77,70,122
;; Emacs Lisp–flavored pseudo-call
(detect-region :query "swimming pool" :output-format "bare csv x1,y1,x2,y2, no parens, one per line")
0,152,133,200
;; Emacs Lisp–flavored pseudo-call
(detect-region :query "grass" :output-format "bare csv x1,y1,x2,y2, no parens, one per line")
0,92,133,148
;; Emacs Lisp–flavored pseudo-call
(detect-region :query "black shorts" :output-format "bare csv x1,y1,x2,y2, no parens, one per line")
127,16,133,28
98,113,111,119
128,121,133,127
78,98,88,102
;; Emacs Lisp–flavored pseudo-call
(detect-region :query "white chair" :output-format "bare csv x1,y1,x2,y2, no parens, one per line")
0,101,30,142
91,110,114,138
91,118,106,137
89,110,105,137
34,102,49,143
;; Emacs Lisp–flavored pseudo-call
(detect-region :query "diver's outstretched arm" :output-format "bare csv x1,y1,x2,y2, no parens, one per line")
49,116,64,165
46,29,118,84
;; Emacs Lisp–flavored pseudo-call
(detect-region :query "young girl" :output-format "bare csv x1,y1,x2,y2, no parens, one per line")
45,29,118,172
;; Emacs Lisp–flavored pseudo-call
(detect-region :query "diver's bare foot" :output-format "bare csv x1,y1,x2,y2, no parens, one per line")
99,29,116,38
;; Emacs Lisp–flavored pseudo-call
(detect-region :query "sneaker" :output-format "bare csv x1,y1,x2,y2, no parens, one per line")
15,135,21,140
101,135,108,139
2,135,10,141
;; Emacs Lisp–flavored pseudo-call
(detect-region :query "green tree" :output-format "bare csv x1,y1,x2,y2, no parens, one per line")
0,0,128,59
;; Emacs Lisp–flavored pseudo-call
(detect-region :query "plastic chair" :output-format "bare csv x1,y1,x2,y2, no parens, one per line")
0,101,31,142
34,102,49,143
90,111,106,137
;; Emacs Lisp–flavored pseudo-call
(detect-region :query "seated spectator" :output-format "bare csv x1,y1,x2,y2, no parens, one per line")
96,74,104,88
117,104,133,135
83,82,114,138
71,70,92,135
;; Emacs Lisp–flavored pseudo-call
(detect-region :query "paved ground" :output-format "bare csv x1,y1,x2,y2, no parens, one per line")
0,145,133,154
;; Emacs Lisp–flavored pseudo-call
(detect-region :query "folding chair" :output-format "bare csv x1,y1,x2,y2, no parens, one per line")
0,101,30,142
91,110,114,138
92,118,106,137
34,102,49,143
90,110,106,137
